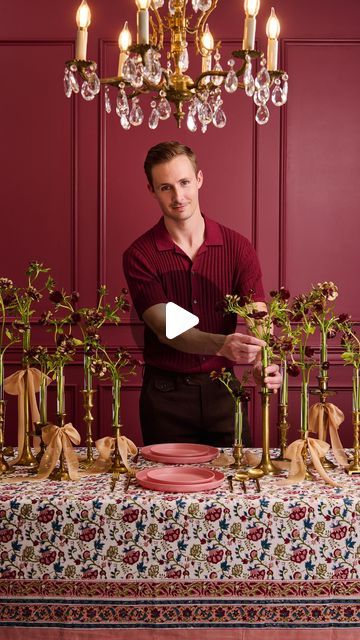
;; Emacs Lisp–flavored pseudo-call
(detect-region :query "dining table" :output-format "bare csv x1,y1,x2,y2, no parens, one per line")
0,447,359,640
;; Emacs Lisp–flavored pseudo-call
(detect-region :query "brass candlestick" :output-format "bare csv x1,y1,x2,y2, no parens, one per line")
254,347,282,476
34,422,47,463
346,410,360,475
49,411,70,481
275,403,290,461
110,423,127,478
231,442,245,470
79,389,96,469
301,435,316,481
16,367,38,468
310,373,336,470
0,400,10,474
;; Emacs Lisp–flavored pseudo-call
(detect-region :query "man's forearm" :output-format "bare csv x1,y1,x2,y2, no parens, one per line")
158,326,224,355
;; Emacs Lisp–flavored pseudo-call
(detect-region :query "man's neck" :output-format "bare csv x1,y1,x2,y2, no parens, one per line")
164,212,205,261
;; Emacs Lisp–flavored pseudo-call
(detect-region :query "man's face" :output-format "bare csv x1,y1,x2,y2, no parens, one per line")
148,154,203,223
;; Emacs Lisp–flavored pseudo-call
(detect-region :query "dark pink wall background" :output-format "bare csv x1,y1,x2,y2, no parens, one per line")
1,1,360,447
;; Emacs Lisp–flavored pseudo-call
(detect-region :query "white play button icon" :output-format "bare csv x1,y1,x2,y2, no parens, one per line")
165,302,199,339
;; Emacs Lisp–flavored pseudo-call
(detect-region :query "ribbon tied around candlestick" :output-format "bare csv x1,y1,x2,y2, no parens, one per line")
284,436,338,487
4,368,51,463
309,402,349,467
88,435,138,474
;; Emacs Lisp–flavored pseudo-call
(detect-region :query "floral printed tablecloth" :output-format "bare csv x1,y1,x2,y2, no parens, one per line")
0,449,360,637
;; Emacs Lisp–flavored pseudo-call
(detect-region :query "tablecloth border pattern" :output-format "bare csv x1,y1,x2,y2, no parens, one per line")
1,579,360,628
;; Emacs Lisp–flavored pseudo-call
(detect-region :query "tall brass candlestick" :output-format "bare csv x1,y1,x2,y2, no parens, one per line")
275,358,290,461
254,347,282,476
0,400,10,474
80,388,96,468
50,366,70,481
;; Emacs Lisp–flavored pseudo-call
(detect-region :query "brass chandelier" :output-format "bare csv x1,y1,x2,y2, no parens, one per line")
64,0,288,131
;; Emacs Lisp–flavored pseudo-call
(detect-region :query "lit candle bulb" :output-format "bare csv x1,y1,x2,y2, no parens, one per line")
201,24,214,74
75,0,91,61
118,21,132,77
266,7,280,71
242,0,260,51
135,0,151,45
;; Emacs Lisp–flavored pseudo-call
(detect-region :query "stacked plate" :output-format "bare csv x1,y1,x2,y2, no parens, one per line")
136,466,224,492
141,442,218,464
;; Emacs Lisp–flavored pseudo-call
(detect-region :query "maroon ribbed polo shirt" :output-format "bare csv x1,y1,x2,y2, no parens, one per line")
123,215,265,373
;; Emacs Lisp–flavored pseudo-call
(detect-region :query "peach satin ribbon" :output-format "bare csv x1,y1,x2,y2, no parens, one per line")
0,423,81,483
4,368,51,462
284,437,337,487
88,435,138,473
309,402,348,466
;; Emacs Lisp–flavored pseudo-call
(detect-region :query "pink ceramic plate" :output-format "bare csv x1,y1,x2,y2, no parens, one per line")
146,467,215,485
150,443,213,457
136,468,224,493
141,445,218,465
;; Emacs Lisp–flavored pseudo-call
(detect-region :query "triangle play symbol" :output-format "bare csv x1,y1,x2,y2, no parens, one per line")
165,302,199,340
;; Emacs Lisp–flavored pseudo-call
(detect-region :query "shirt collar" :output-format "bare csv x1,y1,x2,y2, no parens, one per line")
154,215,223,252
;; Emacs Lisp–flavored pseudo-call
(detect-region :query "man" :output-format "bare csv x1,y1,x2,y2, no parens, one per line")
123,141,281,447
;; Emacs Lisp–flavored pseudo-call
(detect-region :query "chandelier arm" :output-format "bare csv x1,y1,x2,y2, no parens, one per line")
188,0,219,56
149,2,163,50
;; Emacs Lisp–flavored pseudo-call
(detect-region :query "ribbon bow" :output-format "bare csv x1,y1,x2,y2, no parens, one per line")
35,423,81,480
4,368,51,462
309,402,348,466
88,435,138,474
284,436,337,486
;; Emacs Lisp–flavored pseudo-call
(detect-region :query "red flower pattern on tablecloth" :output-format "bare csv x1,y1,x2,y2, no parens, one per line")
0,455,359,582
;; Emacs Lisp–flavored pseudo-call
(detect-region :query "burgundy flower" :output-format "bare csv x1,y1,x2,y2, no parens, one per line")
123,550,140,565
163,527,180,543
305,346,314,358
121,288,129,295
287,364,301,377
248,311,268,319
249,569,266,579
290,549,307,563
322,361,330,370
207,549,224,564
70,312,82,324
49,290,64,304
205,507,222,522
0,528,14,543
40,550,57,565
122,508,139,523
1,570,16,579
165,569,182,579
269,290,277,298
37,508,55,524
338,313,349,323
79,526,96,542
82,569,99,579
70,291,80,304
330,525,347,540
39,310,53,325
289,506,306,521
246,527,264,541
327,328,337,339
279,287,290,300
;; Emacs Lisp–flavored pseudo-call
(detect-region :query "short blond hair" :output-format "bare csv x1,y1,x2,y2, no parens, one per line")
144,141,198,188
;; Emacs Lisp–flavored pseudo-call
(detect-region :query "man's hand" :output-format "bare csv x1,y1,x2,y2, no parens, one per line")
216,333,266,364
252,359,282,392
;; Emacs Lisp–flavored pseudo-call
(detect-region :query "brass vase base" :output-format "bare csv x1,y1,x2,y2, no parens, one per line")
254,457,283,476
320,456,336,470
78,452,95,470
304,466,317,482
0,457,10,474
49,467,71,481
3,446,14,457
247,466,264,479
15,457,38,469
345,463,360,475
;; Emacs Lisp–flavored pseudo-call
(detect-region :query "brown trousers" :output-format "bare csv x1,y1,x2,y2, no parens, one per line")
140,365,251,448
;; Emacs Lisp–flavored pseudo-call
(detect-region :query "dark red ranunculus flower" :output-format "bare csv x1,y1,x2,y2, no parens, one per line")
279,287,290,300
305,346,314,358
287,364,301,377
322,361,330,370
327,328,337,339
338,313,349,323
70,291,80,303
248,311,267,319
49,290,64,304
71,312,82,324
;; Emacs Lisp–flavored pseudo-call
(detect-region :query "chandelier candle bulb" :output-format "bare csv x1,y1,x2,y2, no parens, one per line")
118,21,132,77
242,0,260,50
266,7,280,71
75,0,91,60
201,23,214,74
136,0,151,45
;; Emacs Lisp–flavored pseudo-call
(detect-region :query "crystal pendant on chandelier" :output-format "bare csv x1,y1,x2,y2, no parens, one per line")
255,104,270,125
198,0,212,11
84,65,100,96
168,0,176,15
187,109,197,132
271,74,288,106
81,81,96,101
157,92,171,120
211,51,223,87
253,86,270,106
120,113,131,130
197,99,213,126
224,60,238,94
129,97,144,126
122,57,136,83
116,86,129,116
104,86,111,114
255,59,271,90
191,0,200,10
64,69,73,97
153,0,164,7
179,45,189,73
149,101,160,129
144,48,163,85
213,103,227,128
130,57,145,89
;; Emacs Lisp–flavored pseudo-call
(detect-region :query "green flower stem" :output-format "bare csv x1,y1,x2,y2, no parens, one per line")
84,353,92,391
234,398,243,445
300,373,309,436
56,365,65,419
280,358,288,405
320,329,327,378
261,346,269,393
112,376,121,428
353,367,360,414
22,328,30,365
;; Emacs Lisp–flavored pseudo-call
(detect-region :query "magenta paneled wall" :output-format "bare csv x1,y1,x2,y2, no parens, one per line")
1,1,360,447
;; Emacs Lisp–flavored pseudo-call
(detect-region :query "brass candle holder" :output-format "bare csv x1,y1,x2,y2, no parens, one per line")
34,421,47,463
346,410,360,475
16,367,38,468
275,402,290,461
301,435,316,481
79,389,96,469
310,372,336,470
254,348,282,476
49,411,70,481
110,423,127,478
0,400,10,474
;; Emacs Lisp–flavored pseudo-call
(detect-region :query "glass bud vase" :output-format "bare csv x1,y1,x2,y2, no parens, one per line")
35,365,49,463
0,351,9,474
111,376,126,475
56,365,66,426
17,327,37,467
232,398,244,469
80,353,95,468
